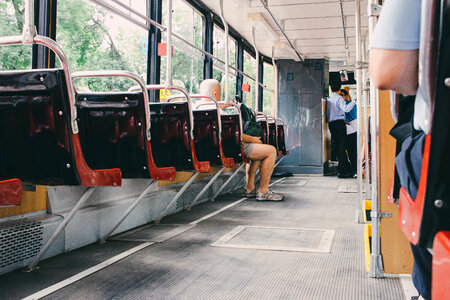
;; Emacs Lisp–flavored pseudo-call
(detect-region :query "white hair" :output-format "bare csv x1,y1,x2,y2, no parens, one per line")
200,79,220,97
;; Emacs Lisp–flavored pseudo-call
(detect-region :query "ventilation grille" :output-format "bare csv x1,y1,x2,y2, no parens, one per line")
0,220,43,268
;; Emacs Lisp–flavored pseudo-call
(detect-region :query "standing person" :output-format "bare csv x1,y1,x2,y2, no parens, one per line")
327,81,356,178
342,88,357,177
199,79,283,201
370,0,431,299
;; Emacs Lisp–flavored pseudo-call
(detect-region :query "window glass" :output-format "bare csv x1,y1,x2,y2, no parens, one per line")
161,0,203,96
212,25,236,101
56,0,148,91
263,62,274,115
0,0,32,70
243,51,256,109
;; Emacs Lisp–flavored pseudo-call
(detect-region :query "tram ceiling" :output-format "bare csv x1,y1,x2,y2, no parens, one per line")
201,0,368,70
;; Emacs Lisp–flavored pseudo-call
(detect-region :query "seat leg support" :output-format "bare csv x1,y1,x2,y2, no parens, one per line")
24,187,97,272
212,163,246,201
100,180,156,243
156,172,199,223
188,167,226,210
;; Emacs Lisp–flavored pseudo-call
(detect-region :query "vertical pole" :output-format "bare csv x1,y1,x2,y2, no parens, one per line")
368,0,383,278
251,27,259,110
272,47,278,117
219,0,229,101
166,0,172,88
363,69,372,200
355,0,363,223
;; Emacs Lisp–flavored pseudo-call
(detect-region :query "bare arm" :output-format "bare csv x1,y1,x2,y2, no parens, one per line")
369,48,419,95
242,133,262,144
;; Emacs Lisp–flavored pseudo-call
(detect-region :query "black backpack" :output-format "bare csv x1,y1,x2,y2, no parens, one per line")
240,103,264,138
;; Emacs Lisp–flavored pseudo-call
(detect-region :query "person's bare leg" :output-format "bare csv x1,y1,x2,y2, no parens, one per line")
245,160,260,192
247,144,277,194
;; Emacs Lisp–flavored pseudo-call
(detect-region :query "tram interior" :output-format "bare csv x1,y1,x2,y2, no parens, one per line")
0,0,449,299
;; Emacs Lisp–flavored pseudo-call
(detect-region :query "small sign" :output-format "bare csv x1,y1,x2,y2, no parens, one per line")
141,35,148,54
158,43,174,57
315,62,322,70
159,89,171,101
242,83,251,92
287,73,294,81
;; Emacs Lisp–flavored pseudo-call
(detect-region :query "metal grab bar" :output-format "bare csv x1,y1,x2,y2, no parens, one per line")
87,0,266,87
129,84,195,140
168,94,223,140
0,35,79,135
72,70,151,140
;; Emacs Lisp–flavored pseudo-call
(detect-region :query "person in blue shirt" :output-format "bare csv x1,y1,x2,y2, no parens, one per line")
370,1,431,299
341,88,357,176
327,81,356,177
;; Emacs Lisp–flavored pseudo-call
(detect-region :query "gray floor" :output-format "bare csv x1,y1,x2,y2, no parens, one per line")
0,176,406,300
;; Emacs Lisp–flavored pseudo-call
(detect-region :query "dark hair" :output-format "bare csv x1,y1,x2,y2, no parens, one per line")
330,81,341,92
340,89,349,96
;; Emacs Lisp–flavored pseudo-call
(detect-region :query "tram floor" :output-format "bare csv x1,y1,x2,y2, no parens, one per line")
1,176,408,300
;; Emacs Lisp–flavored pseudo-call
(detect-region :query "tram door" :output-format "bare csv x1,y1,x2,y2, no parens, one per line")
277,59,329,174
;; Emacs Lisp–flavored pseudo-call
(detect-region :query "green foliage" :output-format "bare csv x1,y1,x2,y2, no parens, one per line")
0,0,31,70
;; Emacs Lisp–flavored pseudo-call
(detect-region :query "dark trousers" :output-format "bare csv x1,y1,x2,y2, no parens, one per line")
346,132,357,174
410,243,432,300
329,120,350,174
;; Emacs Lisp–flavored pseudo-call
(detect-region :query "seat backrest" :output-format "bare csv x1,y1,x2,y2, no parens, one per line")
221,113,243,164
76,92,149,179
193,109,221,165
0,69,80,185
268,122,277,149
149,102,196,171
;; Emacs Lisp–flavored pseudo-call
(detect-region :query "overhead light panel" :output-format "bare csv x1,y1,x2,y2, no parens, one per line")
247,13,279,41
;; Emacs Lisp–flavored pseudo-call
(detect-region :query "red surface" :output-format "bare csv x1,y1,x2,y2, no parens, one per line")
190,140,210,173
72,134,122,187
432,231,450,300
0,179,22,206
145,140,176,181
398,134,431,245
219,140,235,167
157,43,173,57
241,83,251,92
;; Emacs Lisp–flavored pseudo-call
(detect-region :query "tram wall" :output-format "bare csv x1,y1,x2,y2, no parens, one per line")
0,170,245,275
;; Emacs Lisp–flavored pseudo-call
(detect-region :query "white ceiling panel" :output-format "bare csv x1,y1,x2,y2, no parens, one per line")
199,0,367,67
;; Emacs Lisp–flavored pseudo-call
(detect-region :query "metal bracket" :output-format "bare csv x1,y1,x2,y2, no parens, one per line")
369,4,382,17
370,211,392,218
355,61,369,70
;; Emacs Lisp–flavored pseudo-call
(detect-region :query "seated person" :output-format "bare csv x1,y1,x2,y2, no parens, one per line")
199,79,283,201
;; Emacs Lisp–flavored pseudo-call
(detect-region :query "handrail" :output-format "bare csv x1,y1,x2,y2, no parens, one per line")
87,0,266,88
0,35,80,135
168,94,222,140
71,70,151,140
129,84,195,140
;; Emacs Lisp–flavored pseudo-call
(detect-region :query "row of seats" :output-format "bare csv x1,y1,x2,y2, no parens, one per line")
0,68,288,206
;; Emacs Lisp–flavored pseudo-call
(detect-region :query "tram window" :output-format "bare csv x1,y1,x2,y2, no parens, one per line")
161,0,203,95
243,50,256,109
56,0,148,91
213,25,237,100
0,0,31,70
263,62,274,115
